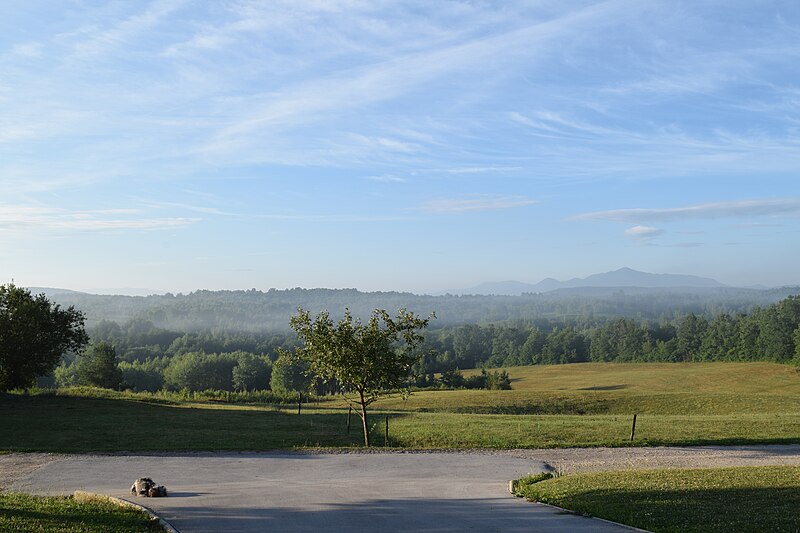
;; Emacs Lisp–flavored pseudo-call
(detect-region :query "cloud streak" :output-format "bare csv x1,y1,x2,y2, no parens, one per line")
624,225,663,240
422,195,538,214
574,198,800,223
0,205,199,232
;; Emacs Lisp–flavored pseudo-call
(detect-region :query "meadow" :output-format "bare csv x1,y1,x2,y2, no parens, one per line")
1,362,799,452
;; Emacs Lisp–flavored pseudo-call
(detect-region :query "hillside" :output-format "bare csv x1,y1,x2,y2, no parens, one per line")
27,284,800,332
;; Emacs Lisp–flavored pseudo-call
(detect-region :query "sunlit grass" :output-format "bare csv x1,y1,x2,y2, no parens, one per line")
2,394,799,452
373,362,800,415
516,465,800,533
0,492,163,533
2,362,799,451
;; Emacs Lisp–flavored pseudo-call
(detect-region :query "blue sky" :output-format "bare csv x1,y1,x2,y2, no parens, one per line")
2,0,799,294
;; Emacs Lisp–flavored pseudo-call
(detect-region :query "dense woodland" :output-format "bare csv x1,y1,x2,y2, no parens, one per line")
38,285,800,330
42,292,800,394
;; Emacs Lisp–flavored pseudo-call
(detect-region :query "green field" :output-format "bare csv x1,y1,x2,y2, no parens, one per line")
374,362,800,415
515,465,800,533
1,362,799,451
0,492,163,533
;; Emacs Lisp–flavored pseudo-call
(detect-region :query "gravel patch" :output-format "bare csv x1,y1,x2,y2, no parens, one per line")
498,445,800,474
0,453,63,491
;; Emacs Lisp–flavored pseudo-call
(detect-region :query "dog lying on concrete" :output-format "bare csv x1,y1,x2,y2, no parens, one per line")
130,477,168,497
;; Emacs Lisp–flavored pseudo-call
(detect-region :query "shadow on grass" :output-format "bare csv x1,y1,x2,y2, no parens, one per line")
578,384,629,391
0,394,365,453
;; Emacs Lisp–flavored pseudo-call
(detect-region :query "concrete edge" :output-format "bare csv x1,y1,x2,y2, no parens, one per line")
508,481,652,533
73,490,179,533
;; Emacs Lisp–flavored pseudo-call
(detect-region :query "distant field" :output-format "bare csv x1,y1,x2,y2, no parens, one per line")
374,362,800,415
2,362,799,451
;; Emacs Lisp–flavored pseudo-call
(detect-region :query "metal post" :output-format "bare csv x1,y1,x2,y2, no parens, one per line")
630,414,637,441
347,406,352,434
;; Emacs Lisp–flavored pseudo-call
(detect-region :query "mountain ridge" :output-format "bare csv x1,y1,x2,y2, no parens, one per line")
445,267,727,296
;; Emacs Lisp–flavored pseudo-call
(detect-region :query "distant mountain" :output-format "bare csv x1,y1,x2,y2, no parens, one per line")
82,288,165,297
26,286,162,297
27,287,87,297
447,268,726,295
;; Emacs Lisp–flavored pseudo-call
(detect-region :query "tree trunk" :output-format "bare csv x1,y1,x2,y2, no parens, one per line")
359,389,370,447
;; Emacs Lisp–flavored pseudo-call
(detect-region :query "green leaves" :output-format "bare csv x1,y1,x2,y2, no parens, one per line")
0,284,88,390
287,307,432,445
290,307,431,398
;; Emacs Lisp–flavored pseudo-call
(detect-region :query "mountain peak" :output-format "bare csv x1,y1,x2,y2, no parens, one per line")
447,268,726,295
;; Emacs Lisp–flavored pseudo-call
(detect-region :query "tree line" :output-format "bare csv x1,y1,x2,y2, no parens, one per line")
5,282,800,395
37,285,800,331
413,295,800,373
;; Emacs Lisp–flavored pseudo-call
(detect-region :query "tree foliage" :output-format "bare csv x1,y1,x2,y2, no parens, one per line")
286,307,432,446
270,350,311,393
77,342,123,389
0,284,88,390
231,352,272,392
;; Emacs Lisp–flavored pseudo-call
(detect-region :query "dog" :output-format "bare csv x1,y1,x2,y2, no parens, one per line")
130,477,167,497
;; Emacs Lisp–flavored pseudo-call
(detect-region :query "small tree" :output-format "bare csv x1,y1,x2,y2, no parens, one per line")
77,342,123,389
0,284,88,390
286,307,432,446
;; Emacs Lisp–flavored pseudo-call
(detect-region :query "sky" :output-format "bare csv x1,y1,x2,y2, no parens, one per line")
1,0,799,294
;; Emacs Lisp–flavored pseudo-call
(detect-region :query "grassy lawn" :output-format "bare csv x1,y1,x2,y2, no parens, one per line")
0,394,363,452
2,393,799,452
1,362,798,451
515,465,800,533
0,492,163,533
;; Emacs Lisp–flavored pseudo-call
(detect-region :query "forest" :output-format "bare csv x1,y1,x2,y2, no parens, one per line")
37,285,800,330
43,293,800,395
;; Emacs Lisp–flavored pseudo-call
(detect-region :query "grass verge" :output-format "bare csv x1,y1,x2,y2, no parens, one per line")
0,492,163,533
515,465,800,533
2,394,799,451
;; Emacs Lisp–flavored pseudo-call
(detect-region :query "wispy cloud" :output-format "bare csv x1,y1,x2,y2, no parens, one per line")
574,198,800,223
64,0,187,60
212,1,635,141
442,166,522,174
11,43,43,58
0,205,199,232
367,175,406,183
624,225,663,241
421,195,538,214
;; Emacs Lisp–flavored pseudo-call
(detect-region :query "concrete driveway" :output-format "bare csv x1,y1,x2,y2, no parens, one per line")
11,452,631,532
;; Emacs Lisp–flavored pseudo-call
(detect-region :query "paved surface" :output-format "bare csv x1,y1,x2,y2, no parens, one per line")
10,452,631,532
